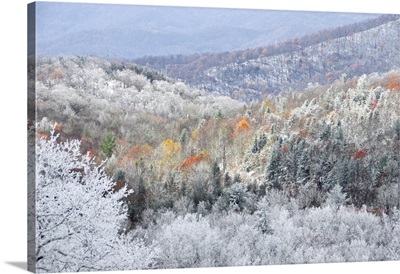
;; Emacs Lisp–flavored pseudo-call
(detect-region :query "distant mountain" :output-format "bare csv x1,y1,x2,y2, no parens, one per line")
135,15,400,101
35,2,377,59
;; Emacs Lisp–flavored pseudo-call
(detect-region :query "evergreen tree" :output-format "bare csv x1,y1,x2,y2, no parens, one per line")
224,172,232,188
393,118,400,141
113,168,126,182
226,182,250,212
127,176,147,225
251,134,259,154
233,173,242,184
180,181,187,197
215,109,224,119
100,132,116,158
296,147,311,186
319,123,331,141
179,128,188,146
258,131,267,151
265,141,284,190
211,161,222,197
255,197,273,234
284,137,299,185
326,183,348,208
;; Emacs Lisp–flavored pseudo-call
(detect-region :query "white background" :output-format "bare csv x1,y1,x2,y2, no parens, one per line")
0,1,399,273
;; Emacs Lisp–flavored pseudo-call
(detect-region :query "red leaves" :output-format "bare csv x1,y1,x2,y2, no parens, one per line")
179,156,201,171
88,151,95,158
36,133,50,140
354,148,367,160
179,151,208,172
112,181,125,192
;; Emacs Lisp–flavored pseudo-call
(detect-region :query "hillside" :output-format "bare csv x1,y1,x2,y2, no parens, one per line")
31,55,400,271
33,55,400,212
136,15,400,101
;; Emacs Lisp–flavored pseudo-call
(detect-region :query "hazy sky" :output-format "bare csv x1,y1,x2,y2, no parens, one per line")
31,2,380,59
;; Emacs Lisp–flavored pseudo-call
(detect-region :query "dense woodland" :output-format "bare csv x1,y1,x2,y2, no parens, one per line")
135,15,400,101
29,54,400,272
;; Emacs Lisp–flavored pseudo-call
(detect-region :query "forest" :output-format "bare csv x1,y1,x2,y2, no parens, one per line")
28,54,400,272
135,15,400,101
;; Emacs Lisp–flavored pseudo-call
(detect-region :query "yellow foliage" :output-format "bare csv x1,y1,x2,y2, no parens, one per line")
191,129,199,140
162,139,182,158
263,100,276,113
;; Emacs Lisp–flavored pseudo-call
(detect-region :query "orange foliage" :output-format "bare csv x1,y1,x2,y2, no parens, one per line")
387,75,400,91
354,148,367,160
36,133,50,140
235,119,250,132
88,150,95,158
233,119,251,139
119,144,153,168
179,151,208,171
128,144,153,158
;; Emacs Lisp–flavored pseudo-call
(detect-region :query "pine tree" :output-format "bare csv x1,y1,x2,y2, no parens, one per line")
226,182,249,212
319,123,331,141
211,161,222,197
296,148,310,186
265,141,284,190
258,131,267,151
251,134,259,154
100,132,117,157
179,128,188,146
326,184,348,208
255,197,273,234
224,172,232,188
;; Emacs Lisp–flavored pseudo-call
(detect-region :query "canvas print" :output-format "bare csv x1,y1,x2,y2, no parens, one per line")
27,1,400,273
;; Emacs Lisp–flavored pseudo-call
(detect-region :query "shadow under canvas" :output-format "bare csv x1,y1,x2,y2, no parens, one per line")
5,261,27,271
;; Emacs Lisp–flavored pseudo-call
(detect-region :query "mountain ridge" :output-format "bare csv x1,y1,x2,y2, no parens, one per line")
134,14,400,101
36,2,377,59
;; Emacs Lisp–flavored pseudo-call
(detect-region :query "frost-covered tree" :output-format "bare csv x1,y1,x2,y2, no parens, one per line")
325,184,348,208
255,197,273,234
221,181,254,212
154,214,221,268
35,130,157,272
265,140,284,189
258,131,267,151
